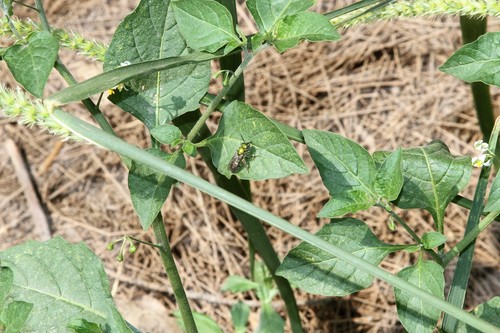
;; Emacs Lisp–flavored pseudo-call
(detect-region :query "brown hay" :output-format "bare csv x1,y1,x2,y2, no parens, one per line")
1,1,499,332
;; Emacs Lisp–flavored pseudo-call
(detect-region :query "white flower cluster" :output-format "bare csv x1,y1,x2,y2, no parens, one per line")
471,140,493,168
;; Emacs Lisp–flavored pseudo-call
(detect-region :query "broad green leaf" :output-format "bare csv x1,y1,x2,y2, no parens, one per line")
221,276,258,293
150,124,182,145
104,0,211,128
395,260,444,333
421,231,447,249
175,311,222,333
484,172,500,212
128,150,185,230
318,189,374,218
374,147,403,201
0,238,132,333
440,32,500,87
276,218,396,296
0,266,13,304
456,297,500,333
247,0,314,33
231,302,250,333
303,130,377,217
1,301,33,333
374,141,472,229
256,303,284,333
67,319,104,333
172,0,241,53
272,12,340,53
3,31,59,97
205,101,308,180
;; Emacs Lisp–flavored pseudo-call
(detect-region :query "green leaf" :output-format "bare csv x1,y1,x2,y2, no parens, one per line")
247,0,314,33
1,301,33,333
67,319,104,333
374,147,403,201
256,303,284,333
374,141,472,229
484,172,500,212
150,124,182,145
104,0,211,128
231,302,250,333
1,0,13,16
175,311,222,333
182,141,197,157
205,101,308,180
272,12,340,53
0,266,13,304
421,232,447,249
303,130,377,217
3,31,59,98
456,297,500,333
395,260,444,333
221,276,258,293
0,238,132,333
440,32,500,87
276,218,396,296
172,0,241,53
128,150,185,230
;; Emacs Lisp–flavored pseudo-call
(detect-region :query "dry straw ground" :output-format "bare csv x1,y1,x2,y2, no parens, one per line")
1,1,499,332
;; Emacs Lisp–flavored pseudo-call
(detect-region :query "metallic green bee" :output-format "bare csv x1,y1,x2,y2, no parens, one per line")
228,141,254,173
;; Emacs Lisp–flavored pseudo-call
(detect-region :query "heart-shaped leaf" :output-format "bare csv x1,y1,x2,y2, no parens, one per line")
276,218,396,296
104,0,211,129
247,0,314,33
374,141,472,229
272,12,340,53
205,101,308,180
395,260,444,333
303,130,378,217
440,32,500,87
4,31,59,97
128,150,185,230
172,0,241,53
0,238,132,332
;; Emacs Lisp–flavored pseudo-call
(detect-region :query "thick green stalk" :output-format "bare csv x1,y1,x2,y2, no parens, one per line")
173,111,303,333
460,16,494,141
50,108,500,333
152,215,198,333
442,117,500,331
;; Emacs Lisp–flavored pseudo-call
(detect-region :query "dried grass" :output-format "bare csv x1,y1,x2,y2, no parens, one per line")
1,1,499,332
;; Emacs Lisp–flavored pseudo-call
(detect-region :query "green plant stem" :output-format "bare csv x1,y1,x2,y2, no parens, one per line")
186,45,266,142
443,211,499,268
50,108,500,333
173,111,303,333
53,61,116,135
382,206,442,264
34,0,50,32
442,118,500,331
127,236,162,249
151,215,198,333
460,16,494,141
12,0,38,11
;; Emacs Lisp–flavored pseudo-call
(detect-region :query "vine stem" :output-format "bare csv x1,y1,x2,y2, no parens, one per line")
443,211,499,267
185,44,267,142
151,214,198,333
380,206,442,265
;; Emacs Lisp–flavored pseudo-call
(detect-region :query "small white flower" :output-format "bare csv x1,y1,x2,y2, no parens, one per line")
472,153,492,168
473,140,489,152
120,61,131,67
